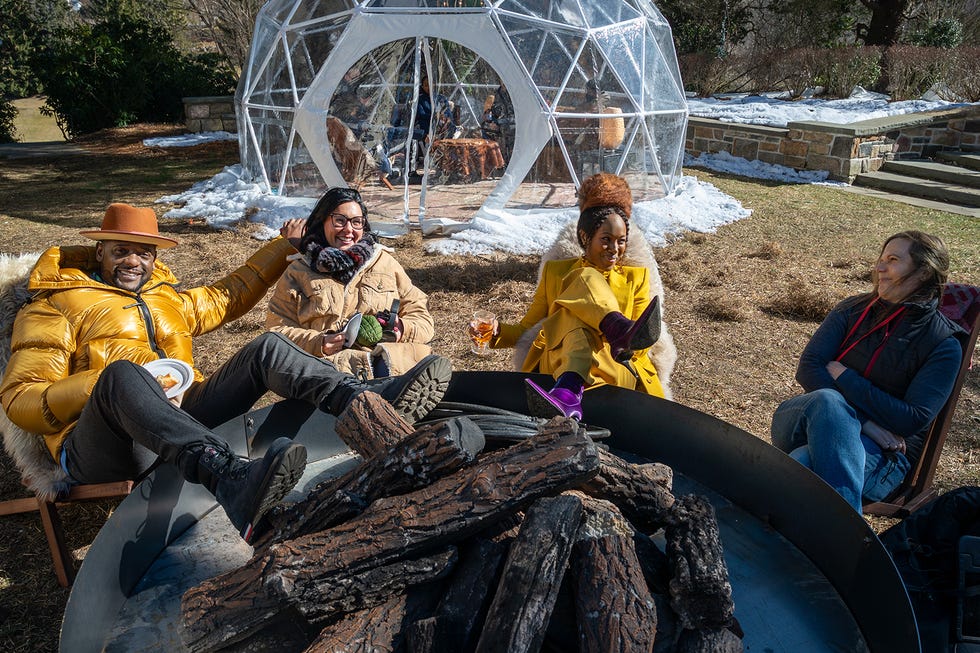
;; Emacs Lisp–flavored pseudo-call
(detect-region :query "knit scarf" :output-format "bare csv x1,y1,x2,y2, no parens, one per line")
303,235,375,284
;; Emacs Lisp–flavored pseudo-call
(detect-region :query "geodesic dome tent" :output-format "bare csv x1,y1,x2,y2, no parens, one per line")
237,0,688,221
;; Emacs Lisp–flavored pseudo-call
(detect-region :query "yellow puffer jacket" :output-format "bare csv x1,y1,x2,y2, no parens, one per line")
0,238,295,460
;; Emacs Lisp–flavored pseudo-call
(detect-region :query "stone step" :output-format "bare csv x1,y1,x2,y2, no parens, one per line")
853,170,980,208
883,159,980,190
935,151,980,172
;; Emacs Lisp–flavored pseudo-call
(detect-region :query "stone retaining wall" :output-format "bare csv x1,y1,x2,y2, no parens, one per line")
186,95,978,184
183,96,237,133
686,106,980,181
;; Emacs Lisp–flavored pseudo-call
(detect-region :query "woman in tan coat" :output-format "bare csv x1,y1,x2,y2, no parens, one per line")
475,173,664,420
266,188,434,379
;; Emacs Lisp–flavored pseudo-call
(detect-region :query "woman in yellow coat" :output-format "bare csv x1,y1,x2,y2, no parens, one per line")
477,173,664,419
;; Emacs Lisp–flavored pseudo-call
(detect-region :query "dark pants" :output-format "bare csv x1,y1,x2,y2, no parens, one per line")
63,333,346,484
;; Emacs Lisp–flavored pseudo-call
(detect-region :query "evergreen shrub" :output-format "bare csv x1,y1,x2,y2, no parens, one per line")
34,14,235,137
0,97,18,143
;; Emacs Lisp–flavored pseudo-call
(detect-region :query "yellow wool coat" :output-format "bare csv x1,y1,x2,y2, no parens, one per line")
0,239,295,460
493,258,665,397
265,247,433,378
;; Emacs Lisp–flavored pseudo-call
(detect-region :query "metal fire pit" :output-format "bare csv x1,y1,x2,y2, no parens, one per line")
61,372,919,652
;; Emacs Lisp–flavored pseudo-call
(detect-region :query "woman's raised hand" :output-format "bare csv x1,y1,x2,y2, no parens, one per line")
280,218,306,249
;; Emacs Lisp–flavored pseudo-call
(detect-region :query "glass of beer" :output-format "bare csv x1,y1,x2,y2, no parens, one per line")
470,310,496,355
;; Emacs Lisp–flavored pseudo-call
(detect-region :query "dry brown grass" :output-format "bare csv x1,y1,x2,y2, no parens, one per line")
697,291,753,321
765,280,840,321
0,127,977,652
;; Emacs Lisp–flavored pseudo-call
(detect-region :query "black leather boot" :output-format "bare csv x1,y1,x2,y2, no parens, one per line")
324,354,452,423
197,437,307,543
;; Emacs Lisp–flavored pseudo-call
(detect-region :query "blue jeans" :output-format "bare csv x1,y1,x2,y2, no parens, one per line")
771,388,909,512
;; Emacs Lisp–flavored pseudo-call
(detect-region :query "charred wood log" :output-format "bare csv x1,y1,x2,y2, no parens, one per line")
572,496,657,653
664,494,735,632
408,535,511,653
254,415,486,549
579,449,674,530
217,615,316,653
474,494,584,653
299,547,457,627
304,584,439,653
303,597,407,653
335,390,415,458
180,419,598,653
675,627,744,653
408,616,438,653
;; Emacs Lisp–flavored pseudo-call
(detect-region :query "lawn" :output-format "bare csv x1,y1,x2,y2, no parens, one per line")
9,97,65,143
0,125,977,652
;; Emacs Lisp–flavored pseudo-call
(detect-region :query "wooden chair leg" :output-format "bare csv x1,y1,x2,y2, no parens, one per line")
36,498,75,587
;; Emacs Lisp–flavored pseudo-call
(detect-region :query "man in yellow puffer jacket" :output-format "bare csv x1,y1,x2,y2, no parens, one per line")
0,203,452,542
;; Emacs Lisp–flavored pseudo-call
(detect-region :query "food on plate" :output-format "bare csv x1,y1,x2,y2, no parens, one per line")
155,373,180,391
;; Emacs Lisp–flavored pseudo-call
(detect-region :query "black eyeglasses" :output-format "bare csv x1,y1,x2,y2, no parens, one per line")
329,213,365,229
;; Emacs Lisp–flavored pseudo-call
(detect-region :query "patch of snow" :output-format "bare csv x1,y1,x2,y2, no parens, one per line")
143,132,237,148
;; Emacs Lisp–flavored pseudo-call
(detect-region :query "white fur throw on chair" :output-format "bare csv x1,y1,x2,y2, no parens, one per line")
511,223,677,399
0,252,71,502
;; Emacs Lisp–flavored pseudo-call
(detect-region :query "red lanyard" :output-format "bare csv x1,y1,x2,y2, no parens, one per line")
836,298,907,377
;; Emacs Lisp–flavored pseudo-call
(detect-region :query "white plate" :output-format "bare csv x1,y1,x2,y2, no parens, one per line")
143,358,194,398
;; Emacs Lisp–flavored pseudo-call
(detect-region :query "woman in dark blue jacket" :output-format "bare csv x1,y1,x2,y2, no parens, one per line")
771,231,963,512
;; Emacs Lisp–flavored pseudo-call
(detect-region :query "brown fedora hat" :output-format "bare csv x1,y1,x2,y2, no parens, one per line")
80,203,178,249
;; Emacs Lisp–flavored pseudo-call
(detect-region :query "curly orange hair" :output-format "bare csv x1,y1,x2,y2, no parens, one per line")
577,173,632,220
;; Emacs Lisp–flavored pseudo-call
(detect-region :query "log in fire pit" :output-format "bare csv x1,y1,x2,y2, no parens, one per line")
60,372,919,652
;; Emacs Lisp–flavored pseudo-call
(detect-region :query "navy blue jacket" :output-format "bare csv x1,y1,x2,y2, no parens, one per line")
797,292,962,464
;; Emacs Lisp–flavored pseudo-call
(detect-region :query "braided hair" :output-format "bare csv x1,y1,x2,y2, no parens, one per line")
300,187,372,252
576,205,630,250
575,173,632,250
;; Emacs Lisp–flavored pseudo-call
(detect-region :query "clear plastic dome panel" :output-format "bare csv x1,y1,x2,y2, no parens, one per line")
258,0,298,23
285,131,329,196
650,22,684,92
647,112,686,188
285,0,358,24
496,0,586,28
243,21,282,90
254,54,302,107
497,17,582,108
237,0,688,215
579,0,643,27
640,25,686,112
554,39,628,112
363,0,491,8
247,108,294,185
592,23,646,109
625,0,670,24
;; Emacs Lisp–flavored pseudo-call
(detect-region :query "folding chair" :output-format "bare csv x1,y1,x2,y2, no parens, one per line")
0,251,132,586
0,477,133,587
864,283,980,518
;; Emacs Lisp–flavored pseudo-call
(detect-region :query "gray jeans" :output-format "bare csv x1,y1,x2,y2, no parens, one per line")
63,333,345,483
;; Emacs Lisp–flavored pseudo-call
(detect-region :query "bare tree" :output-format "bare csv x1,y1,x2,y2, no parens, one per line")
184,0,263,74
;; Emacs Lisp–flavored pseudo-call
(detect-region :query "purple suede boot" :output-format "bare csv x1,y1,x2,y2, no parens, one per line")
524,373,584,420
